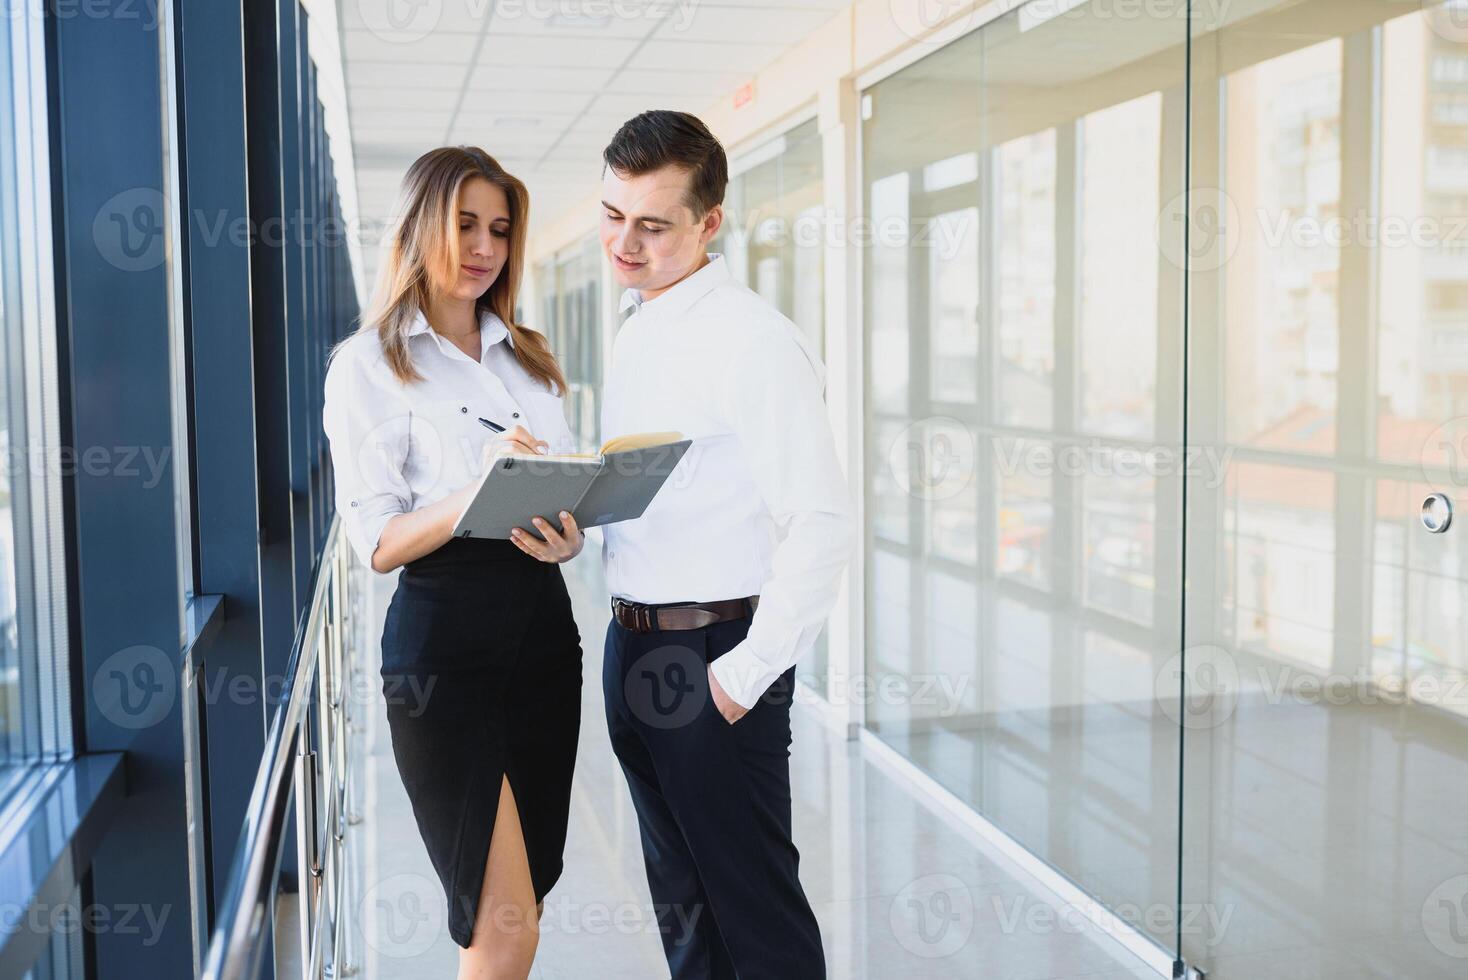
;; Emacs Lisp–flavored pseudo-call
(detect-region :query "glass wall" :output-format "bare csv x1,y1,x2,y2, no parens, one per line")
717,116,825,354
863,2,1188,958
716,116,831,693
538,234,603,451
1180,2,1468,976
863,0,1468,976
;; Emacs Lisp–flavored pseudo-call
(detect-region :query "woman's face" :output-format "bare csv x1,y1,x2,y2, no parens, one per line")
444,175,510,302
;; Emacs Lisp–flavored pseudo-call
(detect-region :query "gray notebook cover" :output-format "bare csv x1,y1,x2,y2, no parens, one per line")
453,439,692,541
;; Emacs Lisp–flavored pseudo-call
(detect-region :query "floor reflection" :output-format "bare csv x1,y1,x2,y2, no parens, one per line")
870,578,1468,978
353,544,1160,979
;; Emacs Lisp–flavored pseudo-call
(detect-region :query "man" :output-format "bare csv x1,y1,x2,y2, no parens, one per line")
595,110,851,979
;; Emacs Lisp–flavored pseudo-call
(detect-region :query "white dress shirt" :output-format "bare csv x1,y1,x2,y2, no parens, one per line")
322,308,574,571
602,254,853,709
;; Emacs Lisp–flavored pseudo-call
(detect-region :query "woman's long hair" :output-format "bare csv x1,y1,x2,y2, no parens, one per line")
338,146,566,394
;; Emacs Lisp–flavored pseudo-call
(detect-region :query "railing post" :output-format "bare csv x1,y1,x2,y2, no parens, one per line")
198,523,368,978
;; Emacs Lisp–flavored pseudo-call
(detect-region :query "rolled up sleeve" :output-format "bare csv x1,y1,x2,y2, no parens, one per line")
322,342,413,570
708,328,854,710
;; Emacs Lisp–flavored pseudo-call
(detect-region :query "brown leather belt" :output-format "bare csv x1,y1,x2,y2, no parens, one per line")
611,596,759,633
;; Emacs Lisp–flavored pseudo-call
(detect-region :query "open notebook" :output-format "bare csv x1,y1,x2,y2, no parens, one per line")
452,431,692,541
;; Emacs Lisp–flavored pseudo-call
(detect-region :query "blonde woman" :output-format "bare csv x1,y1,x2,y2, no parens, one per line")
322,146,585,979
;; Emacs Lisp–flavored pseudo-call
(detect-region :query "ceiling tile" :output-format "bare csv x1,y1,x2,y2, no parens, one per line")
351,86,470,109
464,64,614,91
656,4,835,43
480,9,660,39
341,0,863,247
631,38,788,72
603,67,749,95
351,125,448,143
343,0,496,37
345,107,456,130
588,91,709,118
451,91,590,114
695,0,853,9
345,61,468,89
444,127,557,153
476,34,640,68
342,28,481,64
451,104,580,127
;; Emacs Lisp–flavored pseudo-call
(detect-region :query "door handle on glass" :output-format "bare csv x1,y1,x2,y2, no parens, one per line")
1422,493,1453,534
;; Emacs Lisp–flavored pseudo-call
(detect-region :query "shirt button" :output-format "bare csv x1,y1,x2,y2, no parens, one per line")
349,499,359,508
460,405,467,414
608,550,615,559
512,412,520,419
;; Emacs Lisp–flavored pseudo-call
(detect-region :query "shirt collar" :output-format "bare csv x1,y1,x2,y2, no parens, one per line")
408,307,515,355
617,253,730,321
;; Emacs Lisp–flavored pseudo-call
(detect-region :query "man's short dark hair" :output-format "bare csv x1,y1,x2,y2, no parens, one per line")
603,110,728,218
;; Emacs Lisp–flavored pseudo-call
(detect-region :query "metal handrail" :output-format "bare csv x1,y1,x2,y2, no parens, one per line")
201,519,361,980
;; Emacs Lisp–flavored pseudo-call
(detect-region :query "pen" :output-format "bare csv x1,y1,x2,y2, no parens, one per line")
477,417,506,433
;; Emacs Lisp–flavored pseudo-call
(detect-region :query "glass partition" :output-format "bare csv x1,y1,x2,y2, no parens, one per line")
1181,2,1468,976
862,0,1468,975
717,116,831,694
538,235,603,451
861,1,1189,958
718,116,825,354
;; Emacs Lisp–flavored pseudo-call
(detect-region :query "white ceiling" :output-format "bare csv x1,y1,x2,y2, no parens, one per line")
339,0,854,283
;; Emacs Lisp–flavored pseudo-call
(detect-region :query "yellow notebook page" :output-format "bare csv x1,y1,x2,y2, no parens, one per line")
525,431,685,462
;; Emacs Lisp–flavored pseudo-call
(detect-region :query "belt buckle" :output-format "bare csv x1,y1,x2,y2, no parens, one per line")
614,598,653,634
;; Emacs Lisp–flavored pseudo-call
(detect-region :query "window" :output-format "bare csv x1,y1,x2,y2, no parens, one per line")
0,0,73,786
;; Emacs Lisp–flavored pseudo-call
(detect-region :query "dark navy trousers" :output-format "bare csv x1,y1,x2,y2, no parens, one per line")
603,612,826,979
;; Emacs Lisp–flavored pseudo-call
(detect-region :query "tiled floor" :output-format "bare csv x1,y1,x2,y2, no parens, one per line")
348,549,1159,979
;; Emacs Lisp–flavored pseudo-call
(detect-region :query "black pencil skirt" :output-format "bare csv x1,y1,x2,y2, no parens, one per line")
378,536,583,949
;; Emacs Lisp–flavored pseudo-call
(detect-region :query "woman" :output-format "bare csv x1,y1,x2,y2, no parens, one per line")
322,146,585,979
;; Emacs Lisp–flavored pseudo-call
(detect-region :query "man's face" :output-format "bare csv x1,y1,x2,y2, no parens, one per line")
600,164,722,299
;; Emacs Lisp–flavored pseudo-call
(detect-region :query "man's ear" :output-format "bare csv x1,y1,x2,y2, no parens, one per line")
701,204,724,243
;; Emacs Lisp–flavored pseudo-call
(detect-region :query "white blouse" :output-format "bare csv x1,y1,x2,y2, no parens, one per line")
322,308,575,570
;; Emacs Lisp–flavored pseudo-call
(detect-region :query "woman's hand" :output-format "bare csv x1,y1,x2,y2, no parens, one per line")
509,511,584,563
490,424,548,458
